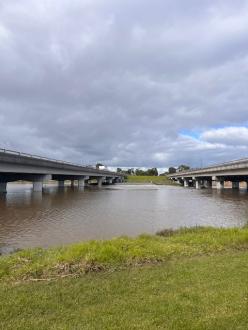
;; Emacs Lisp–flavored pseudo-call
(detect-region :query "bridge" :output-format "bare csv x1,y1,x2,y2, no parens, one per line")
0,149,124,193
168,158,248,190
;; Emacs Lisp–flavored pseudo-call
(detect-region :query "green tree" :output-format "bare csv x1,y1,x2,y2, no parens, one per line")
168,167,177,174
178,164,190,172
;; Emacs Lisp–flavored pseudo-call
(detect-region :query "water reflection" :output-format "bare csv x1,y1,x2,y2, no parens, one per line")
0,183,248,252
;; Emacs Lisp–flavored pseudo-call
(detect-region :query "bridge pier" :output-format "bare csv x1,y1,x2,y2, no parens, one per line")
195,179,202,190
97,177,104,187
33,181,43,192
33,174,52,192
0,182,7,193
232,181,240,190
204,180,212,188
211,176,223,189
105,178,113,185
78,176,90,188
78,179,85,188
58,180,65,188
216,180,224,190
183,178,189,187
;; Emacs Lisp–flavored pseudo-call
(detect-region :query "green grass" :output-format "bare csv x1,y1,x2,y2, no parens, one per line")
1,227,248,329
126,175,176,185
1,227,248,282
1,252,248,329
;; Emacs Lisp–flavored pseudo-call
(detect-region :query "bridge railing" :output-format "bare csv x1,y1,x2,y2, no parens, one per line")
169,158,248,177
0,148,119,175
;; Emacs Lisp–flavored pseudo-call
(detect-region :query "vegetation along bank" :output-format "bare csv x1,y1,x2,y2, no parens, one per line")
1,227,248,329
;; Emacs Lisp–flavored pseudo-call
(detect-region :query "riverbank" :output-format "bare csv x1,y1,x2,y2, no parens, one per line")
1,227,248,329
126,175,177,185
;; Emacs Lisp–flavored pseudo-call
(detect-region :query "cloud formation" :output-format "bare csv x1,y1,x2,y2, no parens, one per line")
0,0,248,168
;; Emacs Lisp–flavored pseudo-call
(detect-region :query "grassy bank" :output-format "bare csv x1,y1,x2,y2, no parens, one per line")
126,175,176,185
1,227,248,329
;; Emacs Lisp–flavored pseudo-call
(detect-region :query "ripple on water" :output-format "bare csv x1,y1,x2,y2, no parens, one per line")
0,183,247,250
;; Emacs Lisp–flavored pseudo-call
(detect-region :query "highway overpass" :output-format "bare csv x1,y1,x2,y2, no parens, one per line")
168,158,248,190
0,149,124,193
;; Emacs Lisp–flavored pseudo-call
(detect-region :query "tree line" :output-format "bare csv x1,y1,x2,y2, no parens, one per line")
116,164,190,176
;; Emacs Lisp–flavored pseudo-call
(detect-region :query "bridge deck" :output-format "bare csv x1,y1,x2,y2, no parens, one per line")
0,148,124,193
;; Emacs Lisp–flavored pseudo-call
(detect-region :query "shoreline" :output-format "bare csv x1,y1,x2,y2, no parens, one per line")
2,226,248,329
1,226,248,282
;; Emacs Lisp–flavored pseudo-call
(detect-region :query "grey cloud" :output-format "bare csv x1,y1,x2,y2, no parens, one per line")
0,0,248,168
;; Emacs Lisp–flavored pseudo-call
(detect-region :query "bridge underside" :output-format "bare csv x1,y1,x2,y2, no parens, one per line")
0,173,124,193
172,175,248,190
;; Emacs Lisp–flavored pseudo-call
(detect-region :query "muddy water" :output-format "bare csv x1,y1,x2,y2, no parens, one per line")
0,183,248,252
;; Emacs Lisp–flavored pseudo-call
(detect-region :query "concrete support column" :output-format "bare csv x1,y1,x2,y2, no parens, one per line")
78,179,85,188
0,182,7,193
204,180,212,188
216,180,224,190
58,181,65,188
232,181,240,189
211,176,224,189
33,181,43,192
183,178,189,187
33,175,51,193
97,177,104,187
195,179,201,190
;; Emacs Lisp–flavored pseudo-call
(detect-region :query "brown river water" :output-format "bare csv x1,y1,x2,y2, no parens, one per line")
0,183,248,253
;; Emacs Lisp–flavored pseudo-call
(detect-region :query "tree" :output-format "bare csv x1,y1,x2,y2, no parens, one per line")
178,164,190,172
135,168,158,176
168,167,177,174
117,168,122,173
147,168,158,176
127,168,135,175
135,168,146,176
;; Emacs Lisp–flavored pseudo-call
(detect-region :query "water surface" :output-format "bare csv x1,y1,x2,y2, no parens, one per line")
0,183,248,252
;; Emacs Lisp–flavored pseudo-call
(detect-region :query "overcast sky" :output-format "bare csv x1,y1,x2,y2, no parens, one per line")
1,0,248,170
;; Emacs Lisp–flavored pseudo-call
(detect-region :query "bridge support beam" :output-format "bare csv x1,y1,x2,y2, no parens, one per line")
0,182,7,193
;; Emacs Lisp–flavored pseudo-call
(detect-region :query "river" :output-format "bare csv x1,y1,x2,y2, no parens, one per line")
0,183,248,253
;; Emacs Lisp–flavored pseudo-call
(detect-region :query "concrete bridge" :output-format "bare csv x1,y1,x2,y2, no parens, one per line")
168,158,248,190
0,149,124,193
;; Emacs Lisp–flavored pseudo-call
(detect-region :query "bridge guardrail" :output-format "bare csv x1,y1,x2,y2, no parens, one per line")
0,148,120,176
168,157,248,177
